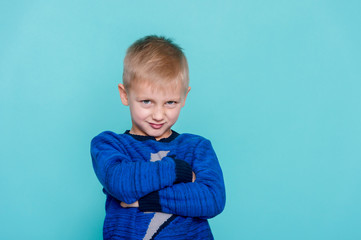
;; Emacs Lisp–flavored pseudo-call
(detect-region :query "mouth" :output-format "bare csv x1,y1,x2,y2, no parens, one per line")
149,123,164,129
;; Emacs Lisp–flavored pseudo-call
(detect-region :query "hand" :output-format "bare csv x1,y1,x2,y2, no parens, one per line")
120,201,139,208
192,171,196,182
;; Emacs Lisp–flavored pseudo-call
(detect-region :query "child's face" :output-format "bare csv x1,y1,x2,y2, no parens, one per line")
118,82,190,140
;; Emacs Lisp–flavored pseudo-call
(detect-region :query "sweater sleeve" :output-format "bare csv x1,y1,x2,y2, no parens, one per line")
138,139,226,219
90,132,193,204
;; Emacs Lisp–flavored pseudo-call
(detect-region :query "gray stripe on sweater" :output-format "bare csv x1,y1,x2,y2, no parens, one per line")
143,212,173,240
150,151,170,162
142,151,172,239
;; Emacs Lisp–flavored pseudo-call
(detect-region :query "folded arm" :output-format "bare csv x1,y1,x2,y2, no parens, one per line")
91,132,193,204
137,139,226,219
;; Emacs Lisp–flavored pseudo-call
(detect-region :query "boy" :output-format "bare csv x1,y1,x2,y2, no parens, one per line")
91,35,226,240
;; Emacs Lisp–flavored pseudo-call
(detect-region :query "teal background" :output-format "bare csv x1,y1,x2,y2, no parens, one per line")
1,1,360,239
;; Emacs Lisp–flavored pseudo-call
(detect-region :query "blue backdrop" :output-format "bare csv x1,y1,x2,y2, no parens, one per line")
1,1,361,239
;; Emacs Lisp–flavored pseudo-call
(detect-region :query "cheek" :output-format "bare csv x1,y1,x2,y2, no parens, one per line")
130,105,149,120
167,108,182,122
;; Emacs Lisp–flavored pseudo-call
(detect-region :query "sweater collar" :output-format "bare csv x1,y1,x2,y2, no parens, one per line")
124,130,179,143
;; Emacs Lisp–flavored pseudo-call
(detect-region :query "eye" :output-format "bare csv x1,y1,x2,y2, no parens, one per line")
165,101,178,108
141,100,151,105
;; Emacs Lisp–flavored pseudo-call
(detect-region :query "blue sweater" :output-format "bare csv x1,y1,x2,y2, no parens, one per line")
91,130,226,240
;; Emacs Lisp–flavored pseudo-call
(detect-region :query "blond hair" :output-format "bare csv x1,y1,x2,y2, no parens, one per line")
123,35,189,93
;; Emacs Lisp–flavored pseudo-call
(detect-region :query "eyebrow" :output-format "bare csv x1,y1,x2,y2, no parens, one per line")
167,97,181,101
136,97,182,102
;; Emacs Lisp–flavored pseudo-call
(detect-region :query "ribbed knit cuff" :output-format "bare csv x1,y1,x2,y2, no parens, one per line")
138,191,162,212
173,159,193,184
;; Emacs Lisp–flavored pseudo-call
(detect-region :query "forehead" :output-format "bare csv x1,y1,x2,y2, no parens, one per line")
129,80,185,98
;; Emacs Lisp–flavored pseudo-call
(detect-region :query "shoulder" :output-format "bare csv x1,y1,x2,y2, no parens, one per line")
175,132,212,146
91,130,132,146
176,133,218,159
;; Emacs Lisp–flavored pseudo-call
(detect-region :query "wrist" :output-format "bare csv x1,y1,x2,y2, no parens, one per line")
139,191,161,212
173,158,193,183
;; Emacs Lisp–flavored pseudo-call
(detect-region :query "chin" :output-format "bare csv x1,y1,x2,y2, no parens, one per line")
149,129,170,138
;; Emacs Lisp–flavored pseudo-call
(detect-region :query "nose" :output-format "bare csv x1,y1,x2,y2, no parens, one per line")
152,106,164,121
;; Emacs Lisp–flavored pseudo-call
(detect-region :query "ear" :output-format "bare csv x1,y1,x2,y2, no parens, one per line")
118,84,129,106
181,87,191,107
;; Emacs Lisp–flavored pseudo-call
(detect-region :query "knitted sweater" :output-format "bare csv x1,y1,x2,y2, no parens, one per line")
91,130,226,240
